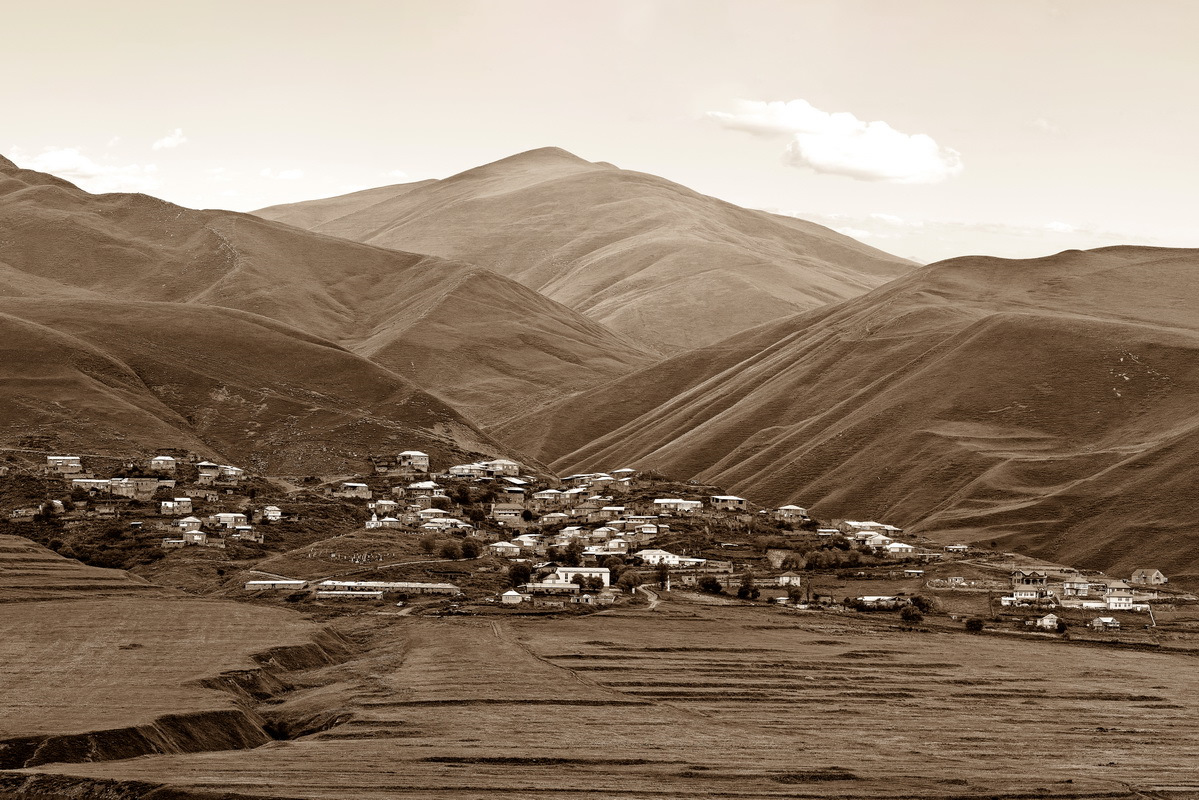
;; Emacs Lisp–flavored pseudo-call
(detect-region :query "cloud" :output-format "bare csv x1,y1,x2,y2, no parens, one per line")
260,168,304,180
9,146,159,193
385,169,408,180
708,99,963,184
152,128,188,150
1028,117,1059,134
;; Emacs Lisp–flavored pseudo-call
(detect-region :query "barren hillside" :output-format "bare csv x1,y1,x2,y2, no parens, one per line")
254,147,915,351
500,247,1199,580
0,154,654,430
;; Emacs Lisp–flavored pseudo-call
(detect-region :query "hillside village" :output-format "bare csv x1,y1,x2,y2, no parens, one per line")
1,448,1191,639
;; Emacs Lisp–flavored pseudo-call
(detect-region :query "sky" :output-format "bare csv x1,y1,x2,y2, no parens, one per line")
4,0,1196,263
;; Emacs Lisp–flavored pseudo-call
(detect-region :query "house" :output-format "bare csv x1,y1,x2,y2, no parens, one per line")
483,459,522,477
318,579,461,596
1033,613,1060,630
369,499,400,515
489,541,521,557
336,482,372,500
633,549,706,568
110,476,162,500
501,589,525,604
1011,570,1049,587
1090,616,1120,629
261,505,283,522
211,512,248,529
397,450,430,473
1105,581,1136,611
531,489,565,507
1130,568,1168,586
195,461,222,483
903,568,925,578
709,495,747,511
1061,579,1090,597
406,480,442,494
47,455,84,474
490,503,526,523
218,465,245,482
448,462,487,478
316,590,385,600
556,566,611,587
539,512,570,525
777,571,803,587
838,520,888,535
863,533,894,550
775,505,808,519
177,516,203,532
231,526,263,544
160,498,193,515
884,541,917,557
148,455,177,472
944,544,969,553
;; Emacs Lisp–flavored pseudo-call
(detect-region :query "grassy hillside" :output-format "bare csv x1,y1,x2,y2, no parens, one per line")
254,147,915,352
500,247,1199,580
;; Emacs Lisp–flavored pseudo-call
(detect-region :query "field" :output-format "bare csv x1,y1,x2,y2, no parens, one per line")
9,593,1199,799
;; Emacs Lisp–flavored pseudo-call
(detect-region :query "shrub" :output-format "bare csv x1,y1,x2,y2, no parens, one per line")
697,576,724,594
900,606,924,624
965,618,985,633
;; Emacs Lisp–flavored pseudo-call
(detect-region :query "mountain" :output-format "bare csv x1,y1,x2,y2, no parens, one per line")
0,154,654,430
253,147,915,352
498,246,1199,583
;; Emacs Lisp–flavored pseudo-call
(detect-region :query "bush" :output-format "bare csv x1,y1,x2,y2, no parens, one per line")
900,606,923,624
508,563,532,587
697,576,724,594
965,618,985,633
439,541,462,560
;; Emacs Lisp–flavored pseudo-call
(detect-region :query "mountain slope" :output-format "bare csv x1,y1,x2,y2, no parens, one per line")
0,296,508,473
499,246,1199,582
0,154,654,428
253,147,915,352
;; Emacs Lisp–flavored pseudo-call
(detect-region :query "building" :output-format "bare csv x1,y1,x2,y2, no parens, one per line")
448,462,487,478
398,450,430,473
777,571,803,587
211,512,248,529
318,580,461,595
47,455,84,474
261,505,283,522
775,505,808,519
483,459,522,477
633,549,706,568
1090,616,1120,629
1061,579,1090,597
884,541,917,557
490,503,526,523
489,541,521,557
336,482,372,500
1034,614,1060,630
1105,582,1136,611
160,498,192,515
244,579,308,591
177,516,203,532
148,455,177,472
709,495,747,511
944,544,969,553
71,478,111,493
1130,569,1168,586
501,589,525,604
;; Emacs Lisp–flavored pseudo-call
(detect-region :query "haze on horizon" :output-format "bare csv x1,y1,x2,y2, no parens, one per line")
4,0,1195,264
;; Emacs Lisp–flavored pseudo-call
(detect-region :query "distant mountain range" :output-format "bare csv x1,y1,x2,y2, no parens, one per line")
6,148,1198,580
254,147,915,353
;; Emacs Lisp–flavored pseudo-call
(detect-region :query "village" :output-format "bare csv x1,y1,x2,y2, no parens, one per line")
1,448,1190,640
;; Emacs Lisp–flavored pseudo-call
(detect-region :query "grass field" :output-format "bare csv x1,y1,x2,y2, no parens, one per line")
14,593,1199,799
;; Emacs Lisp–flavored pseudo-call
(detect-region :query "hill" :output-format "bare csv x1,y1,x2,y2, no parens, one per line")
0,296,511,473
0,154,654,430
498,247,1199,582
253,147,915,352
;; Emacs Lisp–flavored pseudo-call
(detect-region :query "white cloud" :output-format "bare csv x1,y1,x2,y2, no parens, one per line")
9,146,159,193
1028,117,1059,134
385,169,408,180
708,99,963,184
834,226,873,239
260,168,304,180
1044,220,1075,233
152,128,188,150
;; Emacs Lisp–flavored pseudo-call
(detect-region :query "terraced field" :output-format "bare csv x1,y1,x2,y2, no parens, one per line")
0,535,166,602
14,597,1199,799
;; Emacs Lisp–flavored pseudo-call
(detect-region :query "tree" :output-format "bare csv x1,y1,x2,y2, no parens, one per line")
737,573,760,600
508,563,532,587
656,563,670,588
616,570,642,591
965,618,985,633
787,586,804,604
419,535,437,554
1055,619,1068,634
460,539,481,559
561,541,583,567
520,509,534,522
585,576,603,591
900,606,923,624
910,595,933,613
697,576,724,594
439,541,462,560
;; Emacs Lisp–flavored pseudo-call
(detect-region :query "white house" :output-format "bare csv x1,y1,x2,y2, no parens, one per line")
501,589,525,604
633,549,706,568
244,579,307,591
262,505,283,522
160,498,192,515
337,482,372,500
398,450,430,473
884,541,917,556
212,512,248,529
71,478,111,492
1090,616,1120,629
448,462,487,478
775,505,808,519
148,455,177,472
1034,613,1060,630
489,541,521,557
178,515,202,532
1105,582,1136,611
483,459,522,477
652,498,703,514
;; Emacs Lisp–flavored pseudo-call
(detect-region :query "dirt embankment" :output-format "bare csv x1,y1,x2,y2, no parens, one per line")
0,629,354,770
0,772,267,800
